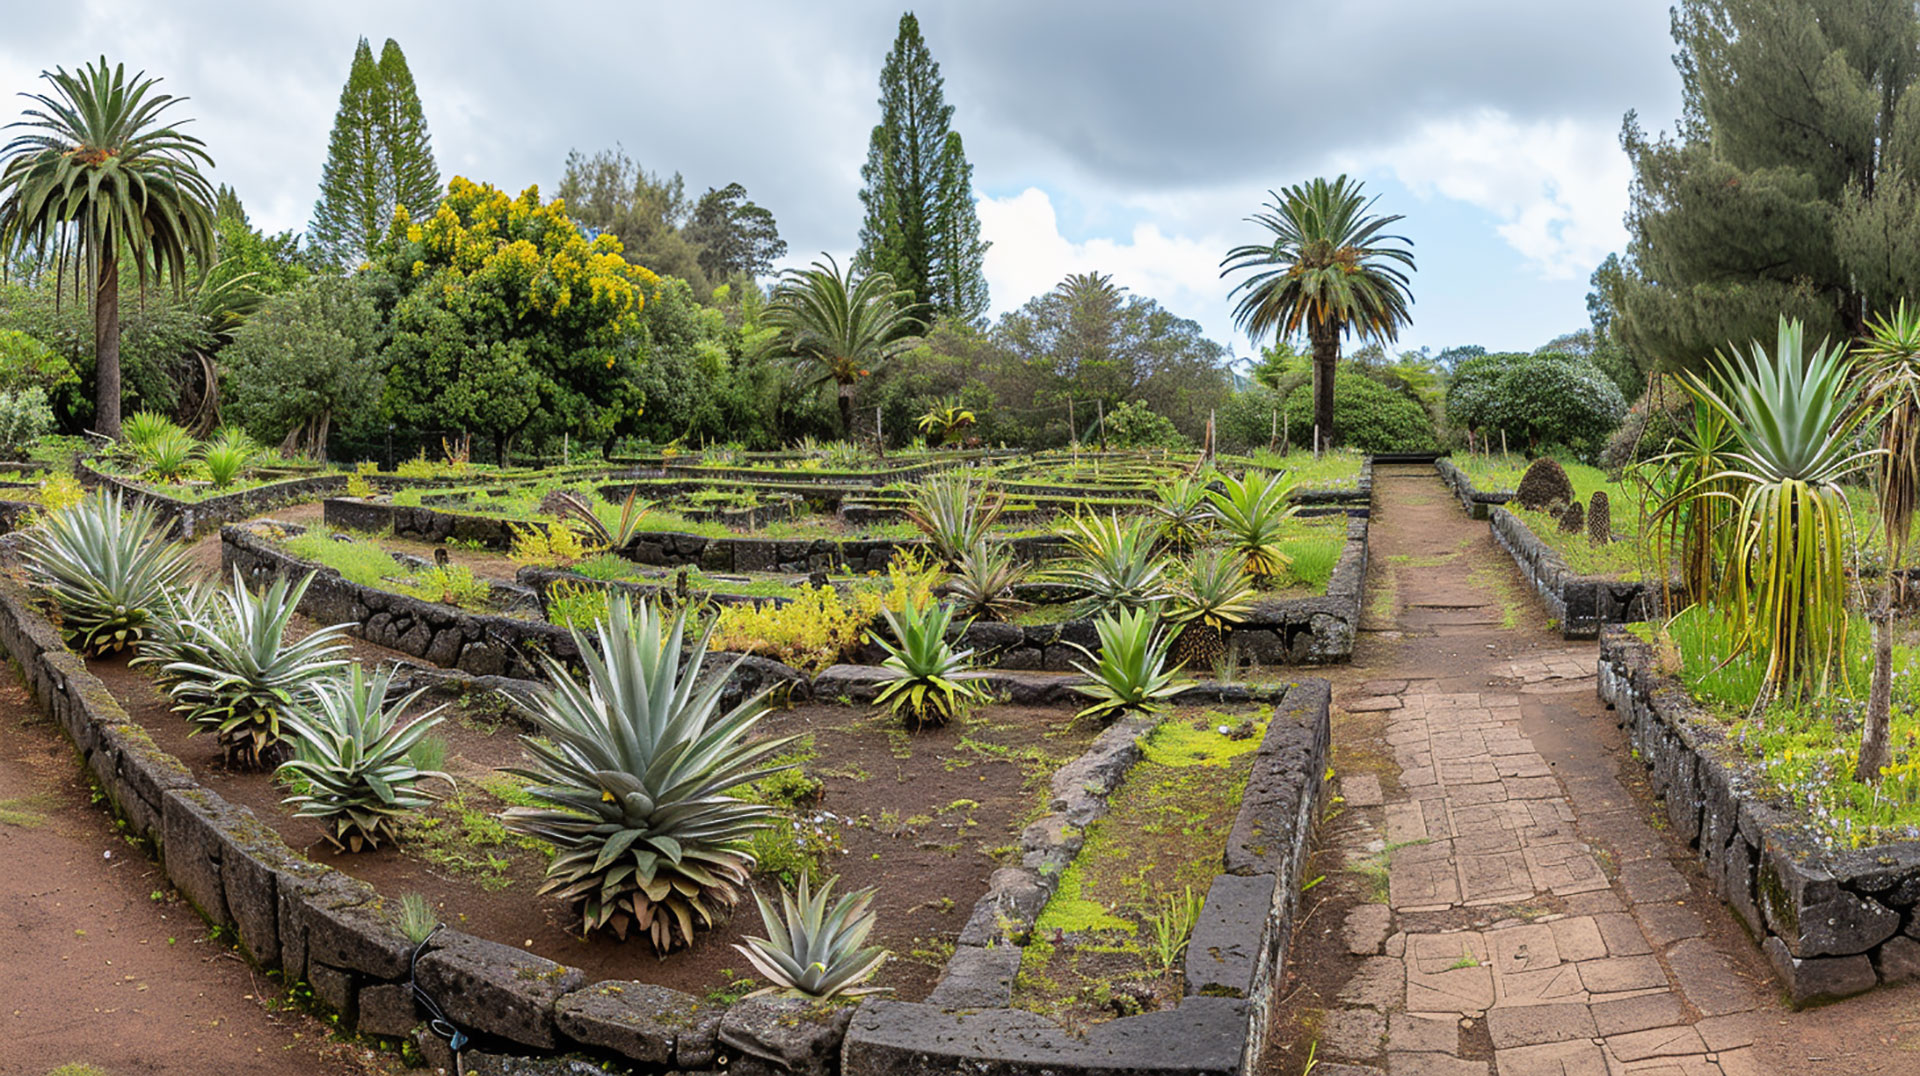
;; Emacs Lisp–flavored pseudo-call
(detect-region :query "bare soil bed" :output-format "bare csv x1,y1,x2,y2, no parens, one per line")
88,646,1098,1003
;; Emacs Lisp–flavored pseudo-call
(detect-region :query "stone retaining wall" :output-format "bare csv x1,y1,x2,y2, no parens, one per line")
1487,507,1661,639
843,678,1331,1075
1433,456,1512,520
79,457,354,539
1598,629,1920,1005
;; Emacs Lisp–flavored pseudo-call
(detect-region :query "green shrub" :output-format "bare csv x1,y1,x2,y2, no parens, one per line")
1254,373,1437,452
1102,399,1187,449
1445,351,1627,461
0,387,54,457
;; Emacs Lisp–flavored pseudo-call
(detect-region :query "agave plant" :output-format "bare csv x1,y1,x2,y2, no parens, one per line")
904,472,1005,566
1056,512,1171,619
1683,317,1875,698
1068,607,1196,722
131,580,220,688
1150,475,1215,553
277,665,453,852
20,490,192,655
499,596,797,948
944,540,1029,622
1166,548,1257,669
1206,471,1297,579
870,600,986,727
167,570,353,768
733,874,888,999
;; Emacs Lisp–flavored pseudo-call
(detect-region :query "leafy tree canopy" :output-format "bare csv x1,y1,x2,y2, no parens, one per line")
1444,350,1627,460
685,183,787,282
308,37,441,270
558,147,708,294
220,276,380,458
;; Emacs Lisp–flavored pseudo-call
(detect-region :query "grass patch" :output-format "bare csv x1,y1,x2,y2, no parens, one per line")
0,792,59,828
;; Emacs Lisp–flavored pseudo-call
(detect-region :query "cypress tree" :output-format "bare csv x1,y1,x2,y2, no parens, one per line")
308,37,440,269
855,12,989,322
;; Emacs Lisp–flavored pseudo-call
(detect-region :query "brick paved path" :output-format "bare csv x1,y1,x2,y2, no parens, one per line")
1307,467,1773,1076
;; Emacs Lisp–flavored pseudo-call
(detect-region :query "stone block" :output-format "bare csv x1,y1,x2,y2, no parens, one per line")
842,997,1247,1076
924,945,1020,1009
356,981,420,1038
720,996,855,1076
1185,874,1276,998
309,962,356,1020
160,788,236,929
554,981,719,1067
1763,935,1876,1007
416,931,584,1049
1875,935,1920,984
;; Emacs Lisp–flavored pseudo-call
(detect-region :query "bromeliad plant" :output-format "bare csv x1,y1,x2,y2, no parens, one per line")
21,490,191,655
201,427,258,488
1206,471,1297,580
916,397,976,446
1680,317,1875,700
1644,399,1739,613
1057,512,1172,619
167,569,353,768
1150,475,1215,553
1166,548,1257,668
277,665,454,853
870,599,986,727
1068,606,1197,721
944,540,1029,622
903,471,1005,566
733,874,888,999
499,596,797,949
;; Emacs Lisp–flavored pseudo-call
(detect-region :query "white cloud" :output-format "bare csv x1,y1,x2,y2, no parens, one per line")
1342,109,1629,280
978,187,1246,352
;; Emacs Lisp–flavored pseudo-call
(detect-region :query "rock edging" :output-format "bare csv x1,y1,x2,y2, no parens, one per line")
1598,627,1920,1005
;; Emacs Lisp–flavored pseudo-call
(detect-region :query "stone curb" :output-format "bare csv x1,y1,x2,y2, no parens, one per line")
1599,628,1920,1006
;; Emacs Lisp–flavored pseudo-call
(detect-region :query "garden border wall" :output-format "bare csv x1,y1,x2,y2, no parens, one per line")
0,538,1325,1074
1433,456,1512,520
77,457,355,540
842,678,1331,1076
1597,628,1920,1006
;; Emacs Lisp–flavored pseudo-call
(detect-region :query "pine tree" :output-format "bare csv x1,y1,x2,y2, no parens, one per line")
308,37,440,269
855,12,989,322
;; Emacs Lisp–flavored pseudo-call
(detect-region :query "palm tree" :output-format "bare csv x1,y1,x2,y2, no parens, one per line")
0,58,217,438
765,255,922,438
1220,176,1414,452
1849,303,1920,782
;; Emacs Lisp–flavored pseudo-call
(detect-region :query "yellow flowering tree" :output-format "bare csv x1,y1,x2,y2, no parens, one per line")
376,178,656,461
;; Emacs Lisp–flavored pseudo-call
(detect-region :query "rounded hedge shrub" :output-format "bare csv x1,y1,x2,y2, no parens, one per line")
1220,373,1436,452
1445,351,1627,461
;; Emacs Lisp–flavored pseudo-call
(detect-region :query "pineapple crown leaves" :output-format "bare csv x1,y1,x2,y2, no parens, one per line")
733,874,889,999
1166,548,1257,631
500,596,797,875
869,599,986,724
1066,606,1198,721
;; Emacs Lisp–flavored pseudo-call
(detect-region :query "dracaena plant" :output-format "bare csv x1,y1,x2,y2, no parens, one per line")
499,596,796,949
870,599,986,727
1206,471,1297,579
733,874,888,999
167,569,353,768
20,490,191,655
1683,317,1875,699
1068,607,1196,722
903,471,1005,566
1056,512,1171,619
277,665,454,852
944,540,1029,622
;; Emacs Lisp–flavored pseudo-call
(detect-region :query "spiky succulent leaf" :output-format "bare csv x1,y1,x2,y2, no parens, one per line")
944,541,1028,622
734,874,888,998
166,569,352,768
499,596,797,950
1206,472,1297,579
278,665,451,853
1068,607,1196,721
20,490,191,655
1056,512,1171,619
1167,548,1256,632
870,600,986,727
904,472,1004,566
1151,476,1215,552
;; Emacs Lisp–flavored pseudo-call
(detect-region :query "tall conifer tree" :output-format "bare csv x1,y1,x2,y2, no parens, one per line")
308,37,440,269
855,12,989,324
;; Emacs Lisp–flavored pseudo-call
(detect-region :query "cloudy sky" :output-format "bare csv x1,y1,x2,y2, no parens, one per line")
0,1,1682,361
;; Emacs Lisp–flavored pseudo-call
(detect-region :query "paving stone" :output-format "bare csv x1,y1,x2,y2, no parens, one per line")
1360,679,1409,696
1486,1003,1597,1048
1491,1039,1609,1076
1387,1012,1459,1053
1526,844,1610,895
1605,1026,1708,1062
1322,1008,1389,1060
1691,1013,1755,1051
1393,857,1463,910
1490,924,1561,973
1493,963,1585,1006
1346,773,1387,807
1574,956,1667,994
1388,803,1432,844
1547,917,1607,963
1589,992,1687,1037
1349,696,1406,712
1409,933,1491,974
1320,1064,1388,1076
1633,903,1706,948
1460,850,1537,904
1347,904,1395,956
1591,913,1653,957
1714,1046,1764,1076
1387,1052,1492,1076
1562,890,1626,916
1618,860,1689,904
1666,938,1764,1016
1406,961,1496,1015
1340,957,1407,1010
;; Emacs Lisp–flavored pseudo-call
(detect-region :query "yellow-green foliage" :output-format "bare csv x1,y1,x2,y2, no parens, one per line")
508,522,589,566
710,585,878,672
546,580,612,629
404,564,491,608
344,472,375,499
37,472,83,513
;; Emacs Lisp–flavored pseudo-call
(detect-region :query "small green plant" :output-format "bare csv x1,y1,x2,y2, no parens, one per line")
904,472,1005,566
1056,512,1171,619
398,893,438,944
1068,607,1196,721
344,472,375,499
1144,884,1205,974
1166,547,1255,668
1150,475,1214,552
870,600,986,727
201,428,257,488
733,874,888,999
138,426,201,482
545,580,612,629
1206,470,1297,579
405,564,491,609
945,540,1029,622
36,471,85,513
20,491,191,655
277,665,454,852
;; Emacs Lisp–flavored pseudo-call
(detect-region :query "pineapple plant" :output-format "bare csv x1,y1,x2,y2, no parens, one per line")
1056,512,1172,619
944,540,1028,622
1067,607,1197,722
1150,475,1215,553
500,596,797,949
1167,548,1256,669
20,490,192,656
870,599,986,727
734,874,888,999
166,570,353,768
277,665,453,852
1587,490,1612,545
903,472,1005,566
1205,471,1297,579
